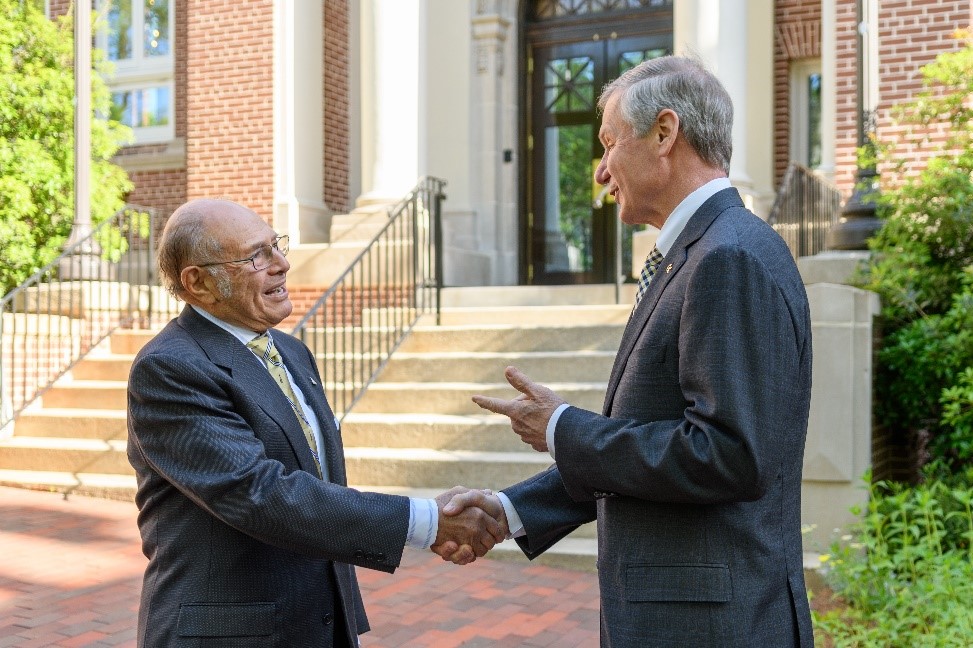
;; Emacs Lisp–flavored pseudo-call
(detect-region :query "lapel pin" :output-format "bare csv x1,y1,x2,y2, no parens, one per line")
666,263,673,273
309,377,318,386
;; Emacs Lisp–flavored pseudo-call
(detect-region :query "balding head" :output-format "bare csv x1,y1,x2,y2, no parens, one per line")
158,199,256,298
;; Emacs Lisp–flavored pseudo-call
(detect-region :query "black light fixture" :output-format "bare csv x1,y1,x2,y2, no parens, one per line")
826,0,882,250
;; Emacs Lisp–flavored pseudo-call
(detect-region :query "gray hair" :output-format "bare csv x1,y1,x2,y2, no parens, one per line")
157,206,231,299
598,56,733,174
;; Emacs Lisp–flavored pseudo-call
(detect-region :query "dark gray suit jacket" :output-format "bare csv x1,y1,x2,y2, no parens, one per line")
127,306,411,647
505,189,814,647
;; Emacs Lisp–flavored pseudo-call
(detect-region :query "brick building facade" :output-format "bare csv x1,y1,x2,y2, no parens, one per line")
52,1,972,285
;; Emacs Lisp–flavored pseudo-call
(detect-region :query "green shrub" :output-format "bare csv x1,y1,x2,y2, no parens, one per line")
0,0,133,295
815,471,973,647
858,35,973,473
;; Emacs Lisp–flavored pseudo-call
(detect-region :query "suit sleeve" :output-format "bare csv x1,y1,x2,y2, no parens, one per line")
127,349,411,573
502,465,597,558
554,244,806,505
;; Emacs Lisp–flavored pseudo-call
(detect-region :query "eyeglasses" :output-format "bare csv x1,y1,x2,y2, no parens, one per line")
198,235,289,271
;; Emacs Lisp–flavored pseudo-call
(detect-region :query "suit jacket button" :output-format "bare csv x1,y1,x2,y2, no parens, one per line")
323,613,334,626
354,550,364,560
376,553,385,562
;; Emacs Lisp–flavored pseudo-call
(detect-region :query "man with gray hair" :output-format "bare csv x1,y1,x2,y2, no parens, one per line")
128,198,506,647
443,55,815,646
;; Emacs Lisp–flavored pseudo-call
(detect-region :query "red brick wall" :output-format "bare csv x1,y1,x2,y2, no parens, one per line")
869,1,970,191
775,1,969,198
773,0,823,189
324,0,351,213
185,0,275,224
125,169,188,222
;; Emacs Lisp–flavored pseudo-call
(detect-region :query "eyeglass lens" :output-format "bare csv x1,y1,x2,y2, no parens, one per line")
253,236,288,270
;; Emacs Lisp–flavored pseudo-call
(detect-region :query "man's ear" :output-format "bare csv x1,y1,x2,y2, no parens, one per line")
180,266,219,305
655,109,680,155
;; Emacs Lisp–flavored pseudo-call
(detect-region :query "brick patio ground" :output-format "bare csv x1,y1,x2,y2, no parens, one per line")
0,486,599,647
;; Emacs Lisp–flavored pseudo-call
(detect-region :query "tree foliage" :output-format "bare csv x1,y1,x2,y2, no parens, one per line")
858,32,973,473
0,0,132,296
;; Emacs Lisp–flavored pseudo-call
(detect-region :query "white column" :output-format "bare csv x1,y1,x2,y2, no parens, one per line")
674,0,775,216
819,0,837,183
273,0,329,244
469,0,517,285
359,0,419,200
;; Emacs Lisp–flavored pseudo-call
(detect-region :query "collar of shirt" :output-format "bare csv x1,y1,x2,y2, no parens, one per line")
191,305,264,346
655,177,732,256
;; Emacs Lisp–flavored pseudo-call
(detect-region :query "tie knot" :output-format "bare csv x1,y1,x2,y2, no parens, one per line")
646,246,665,270
247,333,281,366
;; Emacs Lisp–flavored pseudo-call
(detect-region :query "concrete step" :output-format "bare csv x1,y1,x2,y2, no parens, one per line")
329,209,394,242
287,240,415,286
440,284,635,308
0,469,136,501
399,324,624,353
0,436,131,474
344,447,553,490
352,382,606,415
12,408,127,440
417,304,631,327
375,350,615,384
341,413,527,453
110,330,159,355
41,381,128,410
70,356,136,381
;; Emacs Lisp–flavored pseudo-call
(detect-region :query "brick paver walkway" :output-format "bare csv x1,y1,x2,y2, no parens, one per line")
0,486,599,647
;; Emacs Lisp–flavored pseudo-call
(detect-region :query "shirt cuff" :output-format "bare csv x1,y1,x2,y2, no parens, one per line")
546,403,570,460
497,491,526,539
405,497,438,549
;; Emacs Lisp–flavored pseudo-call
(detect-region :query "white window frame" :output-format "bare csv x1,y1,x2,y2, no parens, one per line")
96,0,175,144
789,58,823,171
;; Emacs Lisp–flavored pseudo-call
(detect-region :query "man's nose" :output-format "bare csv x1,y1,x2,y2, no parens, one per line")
594,157,609,185
272,249,290,273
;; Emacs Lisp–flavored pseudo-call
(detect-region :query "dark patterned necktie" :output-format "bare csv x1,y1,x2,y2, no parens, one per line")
247,333,322,477
634,246,665,306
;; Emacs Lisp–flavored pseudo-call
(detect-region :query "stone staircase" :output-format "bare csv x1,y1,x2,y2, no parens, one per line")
0,285,632,571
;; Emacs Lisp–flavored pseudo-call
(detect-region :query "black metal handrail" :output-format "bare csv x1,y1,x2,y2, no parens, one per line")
0,206,179,432
769,162,842,259
292,177,446,420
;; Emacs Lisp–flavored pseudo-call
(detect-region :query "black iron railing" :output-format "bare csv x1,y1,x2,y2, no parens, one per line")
0,206,179,432
293,177,446,420
769,162,842,259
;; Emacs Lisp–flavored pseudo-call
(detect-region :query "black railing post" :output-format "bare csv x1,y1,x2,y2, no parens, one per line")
433,181,444,326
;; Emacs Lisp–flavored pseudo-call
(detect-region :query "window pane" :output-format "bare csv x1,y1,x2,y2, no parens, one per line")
544,57,594,114
107,0,133,61
807,72,822,169
111,87,170,127
144,0,170,57
544,125,593,273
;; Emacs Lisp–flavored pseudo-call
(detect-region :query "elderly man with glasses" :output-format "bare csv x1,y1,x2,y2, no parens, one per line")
127,198,506,648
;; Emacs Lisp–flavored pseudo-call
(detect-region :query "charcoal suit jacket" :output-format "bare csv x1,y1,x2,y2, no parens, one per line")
127,305,411,647
504,188,814,647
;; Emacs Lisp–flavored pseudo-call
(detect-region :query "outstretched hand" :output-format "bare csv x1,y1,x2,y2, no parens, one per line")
472,366,565,452
431,487,508,565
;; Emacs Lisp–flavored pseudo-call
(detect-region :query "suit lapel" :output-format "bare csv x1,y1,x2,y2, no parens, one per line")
602,188,744,415
178,307,324,478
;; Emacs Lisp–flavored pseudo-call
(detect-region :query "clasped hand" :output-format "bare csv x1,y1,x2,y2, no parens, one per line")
432,487,508,565
431,367,565,565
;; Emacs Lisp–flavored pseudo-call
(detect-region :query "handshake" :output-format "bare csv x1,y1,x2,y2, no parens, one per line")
429,365,566,565
431,487,509,565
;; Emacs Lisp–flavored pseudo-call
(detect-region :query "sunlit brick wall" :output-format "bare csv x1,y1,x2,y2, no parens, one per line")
324,0,351,213
185,0,275,224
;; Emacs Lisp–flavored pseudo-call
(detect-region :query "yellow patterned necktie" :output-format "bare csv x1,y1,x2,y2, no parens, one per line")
247,333,323,477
